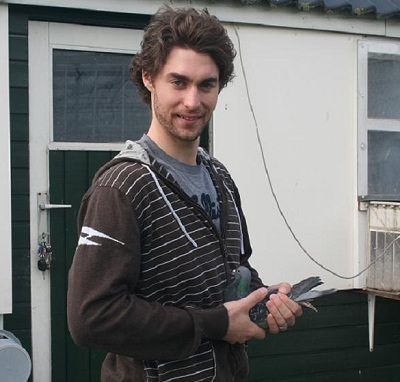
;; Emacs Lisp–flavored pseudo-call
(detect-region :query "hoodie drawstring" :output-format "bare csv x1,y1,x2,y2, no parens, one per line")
143,164,198,248
221,181,245,255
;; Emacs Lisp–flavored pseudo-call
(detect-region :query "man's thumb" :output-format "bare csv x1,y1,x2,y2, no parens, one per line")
244,287,268,309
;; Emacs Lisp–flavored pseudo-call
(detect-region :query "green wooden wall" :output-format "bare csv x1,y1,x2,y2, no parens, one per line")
8,4,31,358
6,4,400,382
247,292,400,381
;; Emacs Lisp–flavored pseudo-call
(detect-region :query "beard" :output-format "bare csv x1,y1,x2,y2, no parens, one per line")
152,91,211,143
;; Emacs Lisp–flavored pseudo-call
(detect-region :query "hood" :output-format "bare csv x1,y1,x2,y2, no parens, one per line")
115,140,151,164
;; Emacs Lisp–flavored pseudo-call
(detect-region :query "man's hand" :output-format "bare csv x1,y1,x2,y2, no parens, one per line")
265,283,302,334
223,287,269,344
223,281,303,343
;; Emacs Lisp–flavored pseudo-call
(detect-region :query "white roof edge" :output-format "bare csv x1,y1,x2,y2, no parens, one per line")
1,0,397,37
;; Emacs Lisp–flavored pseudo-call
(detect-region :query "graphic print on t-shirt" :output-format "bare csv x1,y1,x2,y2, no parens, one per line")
191,193,220,223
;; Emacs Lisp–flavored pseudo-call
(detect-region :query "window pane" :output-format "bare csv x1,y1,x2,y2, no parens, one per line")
368,131,400,198
368,54,400,120
53,49,150,143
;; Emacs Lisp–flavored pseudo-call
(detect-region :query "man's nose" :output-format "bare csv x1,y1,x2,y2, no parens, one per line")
183,87,201,109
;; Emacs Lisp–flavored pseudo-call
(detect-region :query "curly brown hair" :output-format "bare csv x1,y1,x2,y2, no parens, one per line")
130,5,236,105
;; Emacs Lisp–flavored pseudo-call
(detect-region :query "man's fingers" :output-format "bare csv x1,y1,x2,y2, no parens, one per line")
279,293,303,318
267,314,280,334
267,294,299,327
252,326,267,341
277,282,291,295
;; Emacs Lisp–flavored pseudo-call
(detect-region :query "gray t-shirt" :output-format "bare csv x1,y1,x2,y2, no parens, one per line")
140,135,221,231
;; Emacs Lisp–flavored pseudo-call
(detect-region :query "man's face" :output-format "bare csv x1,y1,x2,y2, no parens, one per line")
143,47,219,143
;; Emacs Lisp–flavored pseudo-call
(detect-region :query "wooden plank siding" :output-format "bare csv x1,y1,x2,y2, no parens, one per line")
5,4,400,382
246,292,400,381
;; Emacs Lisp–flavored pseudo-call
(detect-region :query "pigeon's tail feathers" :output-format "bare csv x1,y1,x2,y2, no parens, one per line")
289,276,324,300
294,288,337,303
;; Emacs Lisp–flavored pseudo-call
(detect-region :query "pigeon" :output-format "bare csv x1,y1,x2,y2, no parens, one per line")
224,265,337,329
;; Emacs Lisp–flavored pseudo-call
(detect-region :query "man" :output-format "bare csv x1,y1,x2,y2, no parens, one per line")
67,6,302,382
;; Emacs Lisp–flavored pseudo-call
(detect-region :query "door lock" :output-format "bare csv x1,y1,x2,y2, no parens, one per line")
37,192,71,276
37,237,52,273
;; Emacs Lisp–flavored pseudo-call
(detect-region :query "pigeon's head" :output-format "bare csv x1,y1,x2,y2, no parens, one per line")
224,266,252,302
230,266,251,285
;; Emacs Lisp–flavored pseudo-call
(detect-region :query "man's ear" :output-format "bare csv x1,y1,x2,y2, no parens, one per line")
142,70,154,92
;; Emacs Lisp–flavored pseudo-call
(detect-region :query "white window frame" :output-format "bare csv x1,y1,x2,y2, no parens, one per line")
41,22,144,151
358,39,400,200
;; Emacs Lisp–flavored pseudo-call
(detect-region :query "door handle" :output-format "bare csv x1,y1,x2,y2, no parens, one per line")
39,203,72,210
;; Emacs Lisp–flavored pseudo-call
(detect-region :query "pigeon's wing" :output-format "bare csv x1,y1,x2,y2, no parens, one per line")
290,276,337,303
224,278,240,302
249,300,269,329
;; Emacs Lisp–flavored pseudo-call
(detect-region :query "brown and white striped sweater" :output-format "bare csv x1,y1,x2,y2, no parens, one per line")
67,140,264,381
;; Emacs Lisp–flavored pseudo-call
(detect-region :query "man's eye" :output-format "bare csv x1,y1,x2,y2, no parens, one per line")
172,80,185,87
201,82,217,90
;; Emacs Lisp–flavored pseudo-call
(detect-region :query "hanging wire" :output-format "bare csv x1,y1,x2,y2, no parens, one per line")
233,25,399,280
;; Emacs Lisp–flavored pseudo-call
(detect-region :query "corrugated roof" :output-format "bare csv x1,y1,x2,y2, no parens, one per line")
240,0,400,19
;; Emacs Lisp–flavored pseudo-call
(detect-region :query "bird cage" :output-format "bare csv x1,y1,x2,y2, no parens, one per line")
367,202,400,294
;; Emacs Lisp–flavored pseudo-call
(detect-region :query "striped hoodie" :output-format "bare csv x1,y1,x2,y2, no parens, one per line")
67,139,264,381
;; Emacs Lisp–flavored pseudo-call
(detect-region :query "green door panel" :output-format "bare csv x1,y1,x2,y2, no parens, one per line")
50,150,116,382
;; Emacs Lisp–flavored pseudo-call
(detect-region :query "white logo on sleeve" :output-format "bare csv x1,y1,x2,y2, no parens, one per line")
78,226,125,246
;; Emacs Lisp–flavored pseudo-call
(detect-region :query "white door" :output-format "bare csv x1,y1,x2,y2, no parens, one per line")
29,22,145,381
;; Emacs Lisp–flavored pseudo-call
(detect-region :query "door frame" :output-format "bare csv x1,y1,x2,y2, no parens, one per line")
29,21,142,381
0,3,12,320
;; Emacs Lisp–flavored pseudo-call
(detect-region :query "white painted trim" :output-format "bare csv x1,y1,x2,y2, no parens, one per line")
48,142,124,151
357,39,400,199
357,40,369,199
48,22,142,53
0,3,12,315
1,0,394,37
386,20,400,38
29,21,52,382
